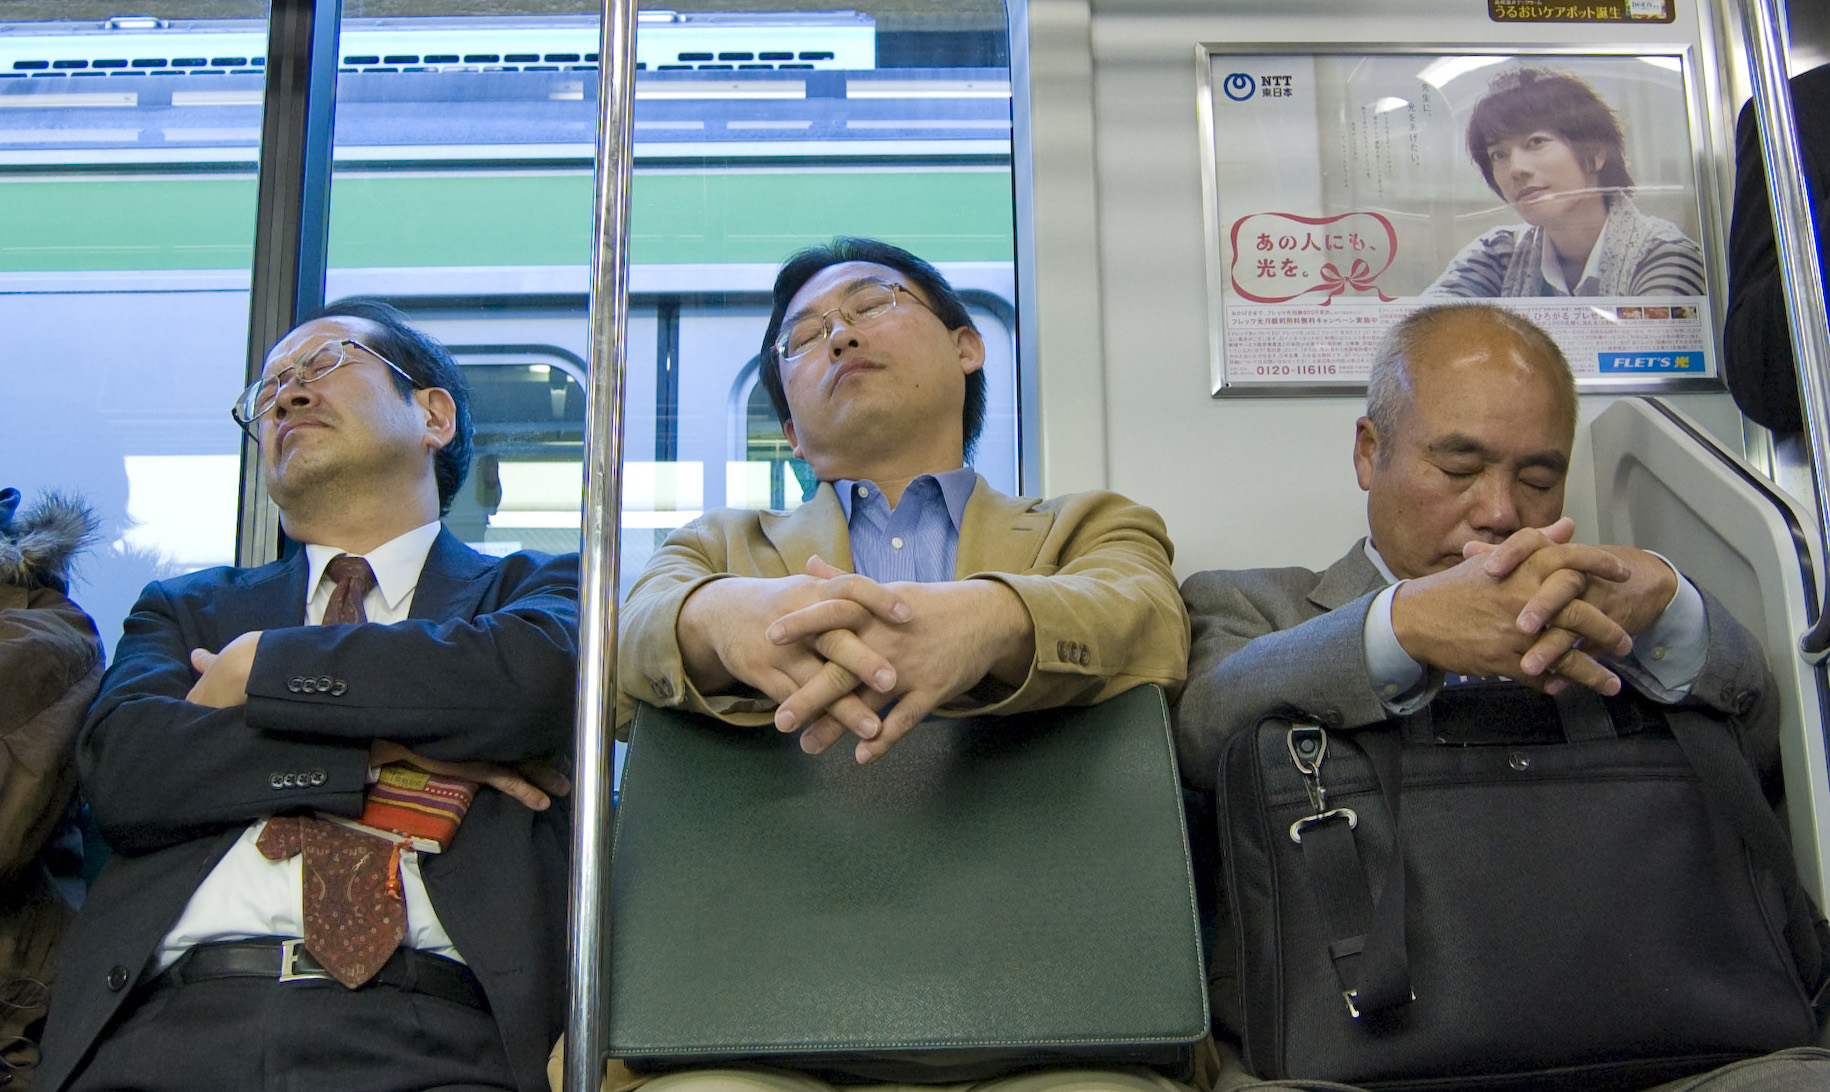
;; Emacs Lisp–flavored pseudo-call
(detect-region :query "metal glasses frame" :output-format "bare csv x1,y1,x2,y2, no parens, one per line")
773,281,934,362
230,337,422,437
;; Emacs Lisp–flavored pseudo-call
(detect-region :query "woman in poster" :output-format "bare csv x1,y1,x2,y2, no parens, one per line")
1424,66,1705,298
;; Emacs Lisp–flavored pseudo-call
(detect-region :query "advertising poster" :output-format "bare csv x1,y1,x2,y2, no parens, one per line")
1200,50,1716,393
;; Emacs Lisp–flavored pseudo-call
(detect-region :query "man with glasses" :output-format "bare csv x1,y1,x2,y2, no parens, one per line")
594,239,1190,1091
39,301,579,1092
620,236,1187,763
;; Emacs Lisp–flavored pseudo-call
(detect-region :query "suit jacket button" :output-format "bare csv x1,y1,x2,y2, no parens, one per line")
1056,640,1069,661
107,965,131,991
270,773,286,789
330,680,347,696
309,769,327,786
312,676,329,693
287,676,304,693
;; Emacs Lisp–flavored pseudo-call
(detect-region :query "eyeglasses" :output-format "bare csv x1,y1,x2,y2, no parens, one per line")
231,338,421,437
773,280,935,363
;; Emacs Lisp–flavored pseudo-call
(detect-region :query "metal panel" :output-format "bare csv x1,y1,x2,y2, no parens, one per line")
566,0,636,1087
1591,396,1830,908
237,0,341,567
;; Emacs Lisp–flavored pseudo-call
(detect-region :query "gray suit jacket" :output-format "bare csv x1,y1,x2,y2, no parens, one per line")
1172,540,1778,793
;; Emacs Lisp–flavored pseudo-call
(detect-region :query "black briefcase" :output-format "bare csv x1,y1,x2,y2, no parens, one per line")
605,685,1209,1082
1217,682,1829,1092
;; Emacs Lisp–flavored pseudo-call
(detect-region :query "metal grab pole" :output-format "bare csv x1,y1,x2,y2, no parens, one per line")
1736,0,1830,658
566,0,638,1087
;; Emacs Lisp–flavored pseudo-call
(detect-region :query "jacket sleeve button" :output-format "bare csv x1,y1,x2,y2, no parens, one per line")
309,769,327,786
107,965,131,991
270,773,285,789
330,680,347,696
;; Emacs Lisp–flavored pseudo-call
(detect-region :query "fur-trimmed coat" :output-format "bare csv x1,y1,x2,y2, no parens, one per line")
1,489,102,1091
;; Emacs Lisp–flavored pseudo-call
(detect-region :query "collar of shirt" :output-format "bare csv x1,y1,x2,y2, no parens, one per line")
1537,199,1617,296
1362,538,1399,585
834,466,978,528
303,520,442,624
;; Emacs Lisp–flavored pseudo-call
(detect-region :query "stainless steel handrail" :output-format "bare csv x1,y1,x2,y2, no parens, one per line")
1735,0,1830,659
565,0,638,1087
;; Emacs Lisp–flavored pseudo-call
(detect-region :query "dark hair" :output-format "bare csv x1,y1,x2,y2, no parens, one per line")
301,298,473,515
1465,67,1633,199
758,237,987,459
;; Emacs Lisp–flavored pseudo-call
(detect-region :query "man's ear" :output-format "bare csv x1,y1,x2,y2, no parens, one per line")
782,418,801,458
1352,416,1380,493
953,325,985,377
418,387,459,452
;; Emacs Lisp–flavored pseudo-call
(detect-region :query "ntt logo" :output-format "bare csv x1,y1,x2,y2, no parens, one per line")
1222,73,1255,101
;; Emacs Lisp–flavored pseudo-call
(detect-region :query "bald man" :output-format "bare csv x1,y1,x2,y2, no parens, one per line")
1174,302,1829,1091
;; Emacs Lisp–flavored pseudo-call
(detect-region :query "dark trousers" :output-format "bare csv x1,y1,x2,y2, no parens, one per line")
63,974,517,1092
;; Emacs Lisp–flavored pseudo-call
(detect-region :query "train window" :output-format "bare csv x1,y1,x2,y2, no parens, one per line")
0,1,272,653
0,0,1015,650
318,0,1018,607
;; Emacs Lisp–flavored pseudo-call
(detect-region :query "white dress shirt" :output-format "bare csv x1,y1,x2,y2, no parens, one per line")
1361,538,1709,715
156,521,463,970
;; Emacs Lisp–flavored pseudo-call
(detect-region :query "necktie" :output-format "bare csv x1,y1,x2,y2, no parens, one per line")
321,553,375,626
255,554,433,989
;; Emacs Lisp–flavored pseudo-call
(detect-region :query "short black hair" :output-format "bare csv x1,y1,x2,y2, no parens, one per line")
759,237,987,459
1466,66,1634,199
300,298,473,515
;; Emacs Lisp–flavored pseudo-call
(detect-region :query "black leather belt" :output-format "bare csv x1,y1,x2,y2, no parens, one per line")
157,939,489,1011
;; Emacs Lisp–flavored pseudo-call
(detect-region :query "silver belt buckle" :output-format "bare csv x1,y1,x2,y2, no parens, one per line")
278,939,331,982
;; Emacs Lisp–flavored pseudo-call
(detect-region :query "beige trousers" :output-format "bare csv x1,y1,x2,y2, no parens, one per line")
547,1040,1203,1092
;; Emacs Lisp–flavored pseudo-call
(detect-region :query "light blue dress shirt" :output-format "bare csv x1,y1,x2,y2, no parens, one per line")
833,467,979,584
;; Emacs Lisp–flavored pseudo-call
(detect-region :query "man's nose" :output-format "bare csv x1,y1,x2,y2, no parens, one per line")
826,324,861,356
270,368,317,412
1467,476,1522,536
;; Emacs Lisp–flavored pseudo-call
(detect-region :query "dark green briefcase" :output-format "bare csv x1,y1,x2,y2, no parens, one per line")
604,684,1209,1083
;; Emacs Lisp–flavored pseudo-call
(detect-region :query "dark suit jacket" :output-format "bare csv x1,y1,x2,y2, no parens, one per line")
1726,63,1830,434
38,530,579,1092
1172,542,1778,794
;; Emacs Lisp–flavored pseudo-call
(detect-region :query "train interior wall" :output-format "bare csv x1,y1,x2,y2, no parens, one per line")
1019,0,1828,581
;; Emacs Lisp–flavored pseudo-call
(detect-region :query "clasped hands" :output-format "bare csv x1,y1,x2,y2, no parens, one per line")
1389,516,1679,695
678,556,1031,763
187,632,569,811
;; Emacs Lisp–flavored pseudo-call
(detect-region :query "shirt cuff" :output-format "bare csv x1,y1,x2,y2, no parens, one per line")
1364,583,1438,714
1622,559,1707,701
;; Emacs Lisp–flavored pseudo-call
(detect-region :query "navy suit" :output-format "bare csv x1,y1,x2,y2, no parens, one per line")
39,530,578,1092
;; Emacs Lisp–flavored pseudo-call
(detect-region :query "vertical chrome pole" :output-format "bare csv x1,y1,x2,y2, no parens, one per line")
1736,0,1830,657
567,0,637,1086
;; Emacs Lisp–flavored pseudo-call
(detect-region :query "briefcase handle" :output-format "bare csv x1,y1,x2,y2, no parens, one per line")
1298,704,1830,1020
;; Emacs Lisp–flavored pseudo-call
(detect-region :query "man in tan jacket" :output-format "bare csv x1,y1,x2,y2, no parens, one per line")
617,237,1187,764
583,238,1192,1092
